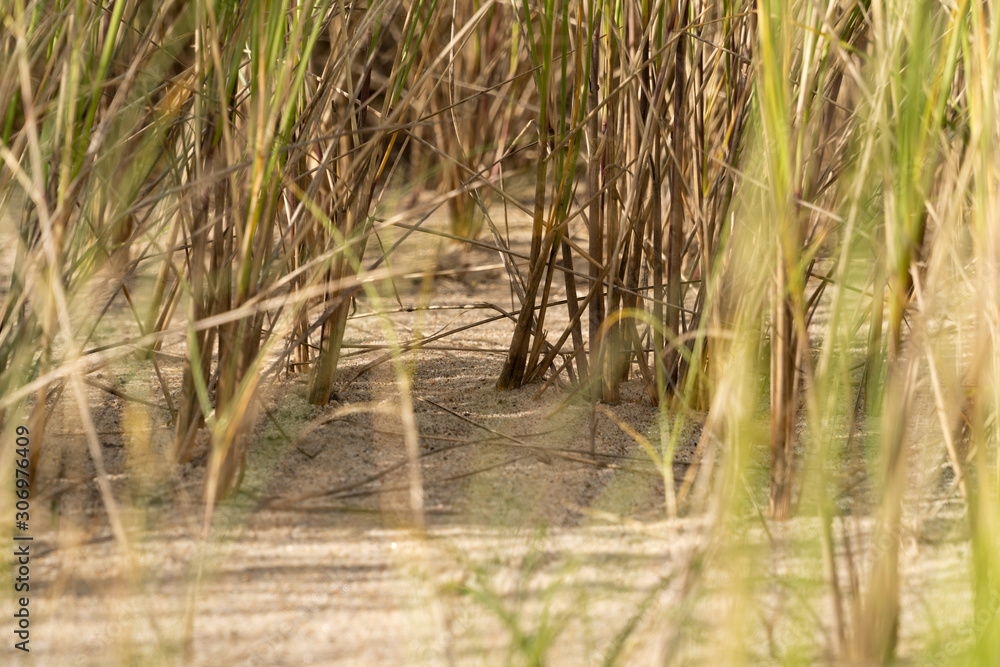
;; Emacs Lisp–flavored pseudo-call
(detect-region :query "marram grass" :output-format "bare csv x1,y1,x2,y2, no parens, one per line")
1,0,1000,663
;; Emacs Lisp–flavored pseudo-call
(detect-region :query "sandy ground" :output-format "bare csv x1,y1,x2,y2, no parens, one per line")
0,196,979,665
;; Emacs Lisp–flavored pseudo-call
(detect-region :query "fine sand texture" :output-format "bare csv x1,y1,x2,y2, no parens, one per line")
0,203,974,666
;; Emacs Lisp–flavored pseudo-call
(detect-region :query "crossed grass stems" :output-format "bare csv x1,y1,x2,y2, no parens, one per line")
2,0,1000,662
